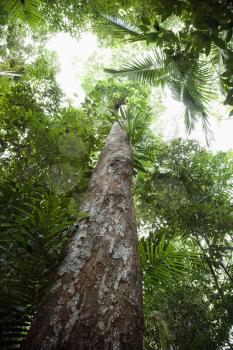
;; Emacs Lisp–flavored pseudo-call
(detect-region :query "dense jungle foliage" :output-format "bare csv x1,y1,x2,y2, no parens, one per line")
0,1,233,349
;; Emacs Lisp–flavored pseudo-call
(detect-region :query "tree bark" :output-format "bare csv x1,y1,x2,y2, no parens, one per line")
21,122,144,350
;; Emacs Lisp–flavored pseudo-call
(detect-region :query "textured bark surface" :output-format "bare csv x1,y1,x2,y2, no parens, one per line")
21,122,144,350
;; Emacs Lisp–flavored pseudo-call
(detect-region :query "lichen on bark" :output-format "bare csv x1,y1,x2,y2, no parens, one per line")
21,122,144,350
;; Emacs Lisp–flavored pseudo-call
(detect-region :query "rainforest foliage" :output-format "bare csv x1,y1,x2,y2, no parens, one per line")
0,1,233,349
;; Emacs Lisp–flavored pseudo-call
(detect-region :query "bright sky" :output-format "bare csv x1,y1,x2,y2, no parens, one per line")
46,32,233,152
46,32,98,105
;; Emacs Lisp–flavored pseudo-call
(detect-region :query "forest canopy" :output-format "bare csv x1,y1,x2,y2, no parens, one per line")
0,1,233,349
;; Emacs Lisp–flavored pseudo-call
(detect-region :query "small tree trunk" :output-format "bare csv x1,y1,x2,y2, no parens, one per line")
21,122,144,350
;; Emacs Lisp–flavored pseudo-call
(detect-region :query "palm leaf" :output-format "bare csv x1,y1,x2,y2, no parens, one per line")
99,15,145,42
105,49,171,88
106,50,216,135
0,194,72,347
169,59,216,137
2,0,44,26
118,106,152,144
209,44,224,71
113,107,156,172
139,234,202,284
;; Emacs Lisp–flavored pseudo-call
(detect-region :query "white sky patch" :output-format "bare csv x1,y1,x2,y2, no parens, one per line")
46,32,98,106
46,32,233,152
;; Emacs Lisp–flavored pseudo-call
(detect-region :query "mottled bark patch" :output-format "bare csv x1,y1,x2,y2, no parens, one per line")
21,123,144,350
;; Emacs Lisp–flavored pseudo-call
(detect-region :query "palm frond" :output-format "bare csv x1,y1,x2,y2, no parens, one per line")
105,49,171,88
169,59,216,135
106,50,216,135
99,15,144,42
118,106,152,144
2,0,44,26
209,44,224,70
183,109,197,133
112,106,156,172
139,234,202,284
0,194,72,347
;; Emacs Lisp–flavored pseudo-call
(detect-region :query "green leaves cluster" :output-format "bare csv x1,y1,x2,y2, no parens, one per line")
1,0,44,27
0,40,98,348
139,233,201,284
1,2,233,349
135,139,233,349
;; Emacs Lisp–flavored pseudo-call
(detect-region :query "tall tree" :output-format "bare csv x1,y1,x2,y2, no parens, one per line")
21,122,144,350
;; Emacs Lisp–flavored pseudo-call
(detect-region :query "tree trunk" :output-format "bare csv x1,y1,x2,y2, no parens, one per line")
21,122,144,350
